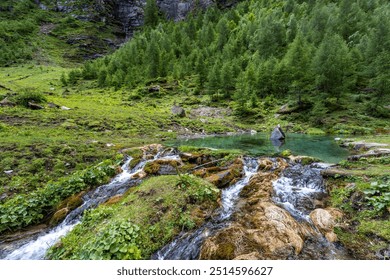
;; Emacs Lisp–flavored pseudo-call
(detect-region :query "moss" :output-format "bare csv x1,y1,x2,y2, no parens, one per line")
306,128,326,135
214,243,236,260
47,175,220,259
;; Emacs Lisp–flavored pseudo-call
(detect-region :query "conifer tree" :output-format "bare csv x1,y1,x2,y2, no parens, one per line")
144,0,159,28
312,34,353,98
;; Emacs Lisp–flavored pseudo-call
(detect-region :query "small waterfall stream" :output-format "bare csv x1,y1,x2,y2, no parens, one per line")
3,150,180,260
152,157,259,260
1,147,349,260
272,162,350,259
272,163,327,221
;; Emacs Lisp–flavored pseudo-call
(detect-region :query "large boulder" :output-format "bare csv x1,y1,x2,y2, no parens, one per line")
270,124,285,140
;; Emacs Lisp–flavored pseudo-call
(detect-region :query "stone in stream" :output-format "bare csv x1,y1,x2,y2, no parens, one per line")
309,208,344,243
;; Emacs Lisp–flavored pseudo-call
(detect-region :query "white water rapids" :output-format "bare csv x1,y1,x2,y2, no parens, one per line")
3,150,180,260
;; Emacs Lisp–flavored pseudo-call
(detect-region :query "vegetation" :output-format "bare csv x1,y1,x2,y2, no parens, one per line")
62,0,390,129
46,175,220,259
0,0,389,261
328,136,390,259
0,158,117,233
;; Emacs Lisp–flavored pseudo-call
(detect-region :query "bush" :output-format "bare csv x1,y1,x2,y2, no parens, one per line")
0,159,117,233
14,89,47,108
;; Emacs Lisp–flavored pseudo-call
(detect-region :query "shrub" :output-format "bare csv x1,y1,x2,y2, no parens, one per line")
13,88,47,108
0,159,117,233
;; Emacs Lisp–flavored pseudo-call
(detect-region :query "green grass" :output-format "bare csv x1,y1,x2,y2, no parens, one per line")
46,174,220,259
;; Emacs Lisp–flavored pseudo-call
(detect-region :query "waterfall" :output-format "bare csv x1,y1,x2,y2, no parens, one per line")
3,149,181,260
153,157,259,260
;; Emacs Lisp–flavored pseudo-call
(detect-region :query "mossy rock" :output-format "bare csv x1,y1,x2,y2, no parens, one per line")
56,191,85,211
50,208,69,226
213,242,236,260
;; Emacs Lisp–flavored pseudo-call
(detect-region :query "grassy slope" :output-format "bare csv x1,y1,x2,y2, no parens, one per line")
326,135,390,259
46,174,220,259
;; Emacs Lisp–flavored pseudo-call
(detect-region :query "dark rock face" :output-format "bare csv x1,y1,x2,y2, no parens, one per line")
39,1,217,38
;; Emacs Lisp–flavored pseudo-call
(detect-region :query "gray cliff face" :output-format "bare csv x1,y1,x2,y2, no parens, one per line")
40,0,216,37
114,0,215,37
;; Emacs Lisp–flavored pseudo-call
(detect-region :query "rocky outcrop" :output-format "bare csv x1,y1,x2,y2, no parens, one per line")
199,158,317,260
37,1,218,38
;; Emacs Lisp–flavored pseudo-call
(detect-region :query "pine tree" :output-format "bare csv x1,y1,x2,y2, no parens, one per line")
312,34,353,98
144,0,159,28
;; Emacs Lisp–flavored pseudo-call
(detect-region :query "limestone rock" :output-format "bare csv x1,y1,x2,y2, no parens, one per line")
233,252,261,260
205,167,242,188
143,159,181,175
309,208,343,242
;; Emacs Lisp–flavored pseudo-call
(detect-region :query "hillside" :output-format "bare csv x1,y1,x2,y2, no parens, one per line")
0,0,389,261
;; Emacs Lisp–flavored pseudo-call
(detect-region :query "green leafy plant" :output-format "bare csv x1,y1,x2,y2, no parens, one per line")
0,159,117,233
363,179,390,214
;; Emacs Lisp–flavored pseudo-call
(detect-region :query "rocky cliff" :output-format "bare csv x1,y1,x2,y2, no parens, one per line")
38,0,228,37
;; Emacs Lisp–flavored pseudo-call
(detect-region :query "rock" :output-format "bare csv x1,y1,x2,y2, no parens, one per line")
270,124,285,140
27,102,44,110
200,159,324,260
205,166,243,188
61,106,71,110
106,143,115,147
233,252,261,260
190,106,232,118
50,208,69,226
171,105,186,117
47,102,60,108
56,192,85,211
143,159,181,175
0,98,15,107
131,170,147,179
250,130,257,135
309,208,343,242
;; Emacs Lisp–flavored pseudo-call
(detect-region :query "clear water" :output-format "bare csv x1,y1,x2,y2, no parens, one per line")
167,133,349,163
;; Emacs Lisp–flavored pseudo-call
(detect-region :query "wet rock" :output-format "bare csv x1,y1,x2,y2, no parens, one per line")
56,192,85,211
257,158,274,171
309,208,343,242
233,252,261,260
50,208,69,226
131,170,147,179
143,159,181,175
140,144,163,158
201,161,315,260
205,167,242,188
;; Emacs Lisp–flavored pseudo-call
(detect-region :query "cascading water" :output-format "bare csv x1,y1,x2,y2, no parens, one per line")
272,162,350,259
272,163,327,221
3,149,181,260
153,157,259,260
